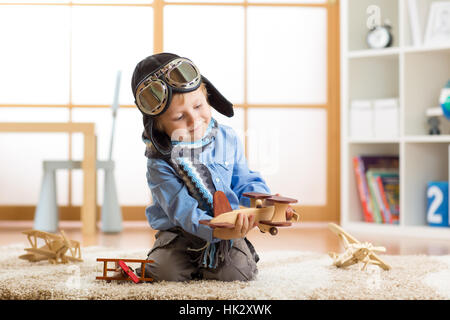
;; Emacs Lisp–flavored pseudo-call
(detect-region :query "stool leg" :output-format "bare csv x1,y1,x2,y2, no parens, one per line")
101,168,122,233
34,168,59,232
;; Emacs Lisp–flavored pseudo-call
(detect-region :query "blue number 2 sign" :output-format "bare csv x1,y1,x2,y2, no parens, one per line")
427,182,449,227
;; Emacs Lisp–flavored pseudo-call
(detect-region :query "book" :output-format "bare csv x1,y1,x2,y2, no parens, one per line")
376,176,392,224
353,157,373,222
375,176,392,224
379,176,400,224
353,155,399,223
366,169,399,224
366,170,383,223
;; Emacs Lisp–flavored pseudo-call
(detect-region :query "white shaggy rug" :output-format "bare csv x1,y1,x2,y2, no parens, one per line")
1,244,450,300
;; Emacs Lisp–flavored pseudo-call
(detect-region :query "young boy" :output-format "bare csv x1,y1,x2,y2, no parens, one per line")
131,53,272,282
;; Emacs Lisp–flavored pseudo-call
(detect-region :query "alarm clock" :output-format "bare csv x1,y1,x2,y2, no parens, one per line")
366,22,393,49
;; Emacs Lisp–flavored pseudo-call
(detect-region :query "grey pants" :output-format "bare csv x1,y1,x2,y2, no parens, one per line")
137,228,258,282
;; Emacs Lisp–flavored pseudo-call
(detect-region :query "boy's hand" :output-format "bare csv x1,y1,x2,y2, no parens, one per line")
272,193,296,221
286,206,297,221
213,213,258,240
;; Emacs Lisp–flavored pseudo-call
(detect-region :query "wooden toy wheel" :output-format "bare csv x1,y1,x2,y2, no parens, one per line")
269,227,278,236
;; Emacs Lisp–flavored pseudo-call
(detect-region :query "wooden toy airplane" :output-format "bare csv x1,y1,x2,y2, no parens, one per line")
328,223,391,271
19,229,83,264
199,191,300,236
96,258,154,283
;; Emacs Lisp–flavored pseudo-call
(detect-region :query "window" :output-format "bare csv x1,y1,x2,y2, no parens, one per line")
0,0,337,219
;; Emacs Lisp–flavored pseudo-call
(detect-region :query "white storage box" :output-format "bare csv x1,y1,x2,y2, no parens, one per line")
350,100,373,138
373,98,399,138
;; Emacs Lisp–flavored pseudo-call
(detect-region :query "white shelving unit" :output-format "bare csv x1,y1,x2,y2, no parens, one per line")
341,0,450,239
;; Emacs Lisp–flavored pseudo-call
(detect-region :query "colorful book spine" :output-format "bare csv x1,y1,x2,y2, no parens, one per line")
353,156,374,222
367,170,384,223
376,176,393,224
381,177,400,224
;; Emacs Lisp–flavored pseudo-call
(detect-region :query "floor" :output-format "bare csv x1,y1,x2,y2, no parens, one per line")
2,220,450,256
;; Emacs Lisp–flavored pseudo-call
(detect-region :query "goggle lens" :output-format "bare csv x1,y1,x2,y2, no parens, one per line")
167,61,198,84
138,81,166,114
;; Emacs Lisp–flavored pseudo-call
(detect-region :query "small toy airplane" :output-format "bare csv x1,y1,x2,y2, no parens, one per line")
199,191,300,236
96,258,154,283
19,229,83,264
328,223,391,271
118,260,140,284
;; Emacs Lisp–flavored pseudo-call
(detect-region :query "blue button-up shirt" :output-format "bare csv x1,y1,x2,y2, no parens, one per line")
145,122,271,243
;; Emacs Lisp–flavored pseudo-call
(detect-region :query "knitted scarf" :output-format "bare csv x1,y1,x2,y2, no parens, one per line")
143,118,233,269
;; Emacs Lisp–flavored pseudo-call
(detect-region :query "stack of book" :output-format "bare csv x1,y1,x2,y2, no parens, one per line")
353,155,400,224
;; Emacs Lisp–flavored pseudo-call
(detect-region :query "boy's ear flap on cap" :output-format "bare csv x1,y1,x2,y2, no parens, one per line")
201,76,234,118
143,114,173,156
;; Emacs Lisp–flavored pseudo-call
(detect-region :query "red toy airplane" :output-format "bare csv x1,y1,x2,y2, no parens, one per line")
96,258,154,283
118,260,140,284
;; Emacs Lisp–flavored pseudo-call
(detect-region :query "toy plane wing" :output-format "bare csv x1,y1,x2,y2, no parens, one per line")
19,229,83,264
328,223,359,245
328,223,391,271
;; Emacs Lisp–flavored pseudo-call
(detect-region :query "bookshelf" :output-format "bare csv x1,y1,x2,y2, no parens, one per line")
341,0,450,239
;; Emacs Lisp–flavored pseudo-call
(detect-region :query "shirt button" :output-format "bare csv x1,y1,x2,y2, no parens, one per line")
224,161,229,166
215,178,220,183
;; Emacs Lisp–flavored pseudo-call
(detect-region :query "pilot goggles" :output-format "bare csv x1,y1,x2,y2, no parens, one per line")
135,58,202,116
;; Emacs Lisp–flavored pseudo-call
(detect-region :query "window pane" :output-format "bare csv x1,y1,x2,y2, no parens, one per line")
211,107,245,144
0,107,69,122
71,108,112,206
73,0,152,3
165,0,240,2
247,108,327,205
248,0,325,3
71,107,149,205
165,0,325,2
113,108,150,205
0,1,69,3
247,7,327,104
164,6,244,104
72,6,153,105
0,6,70,104
0,1,152,3
0,133,70,205
0,108,70,205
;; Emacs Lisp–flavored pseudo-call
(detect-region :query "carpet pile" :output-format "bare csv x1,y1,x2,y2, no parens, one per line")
1,244,450,300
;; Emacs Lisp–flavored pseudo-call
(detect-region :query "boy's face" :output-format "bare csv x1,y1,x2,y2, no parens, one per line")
158,86,212,142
